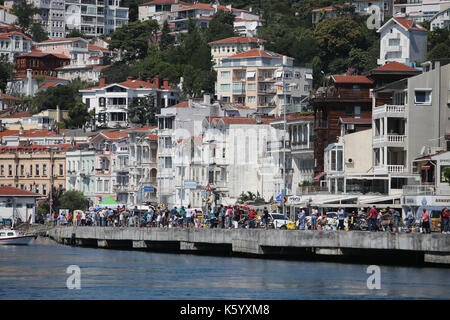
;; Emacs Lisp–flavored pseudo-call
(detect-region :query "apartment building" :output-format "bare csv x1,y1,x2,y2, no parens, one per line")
377,17,428,66
0,5,18,26
65,148,96,204
0,144,69,197
36,37,90,67
171,2,262,37
0,26,32,63
89,130,129,205
269,114,315,197
80,75,179,128
122,126,158,206
30,0,66,39
215,46,313,110
209,36,265,66
430,6,450,29
393,0,450,22
138,0,190,25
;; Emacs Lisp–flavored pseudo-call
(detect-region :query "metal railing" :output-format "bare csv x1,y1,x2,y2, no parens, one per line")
402,185,435,196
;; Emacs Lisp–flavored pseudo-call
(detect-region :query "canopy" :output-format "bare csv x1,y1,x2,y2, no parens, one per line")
98,195,119,208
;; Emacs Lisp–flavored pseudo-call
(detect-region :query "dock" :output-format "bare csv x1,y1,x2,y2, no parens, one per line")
47,227,450,266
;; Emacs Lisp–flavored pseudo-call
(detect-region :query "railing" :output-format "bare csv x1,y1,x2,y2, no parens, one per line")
376,165,405,173
267,140,291,152
296,186,329,195
373,134,406,144
403,185,435,196
258,77,275,82
311,88,371,101
373,104,406,116
258,88,276,94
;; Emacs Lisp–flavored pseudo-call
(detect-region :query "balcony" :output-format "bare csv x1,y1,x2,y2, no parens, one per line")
374,165,405,174
258,76,275,82
113,184,131,193
258,88,276,95
291,141,313,153
372,104,406,118
403,185,435,196
373,134,406,146
311,87,371,102
267,140,291,153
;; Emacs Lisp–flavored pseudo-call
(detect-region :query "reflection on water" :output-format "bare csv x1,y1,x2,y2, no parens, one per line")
0,241,449,300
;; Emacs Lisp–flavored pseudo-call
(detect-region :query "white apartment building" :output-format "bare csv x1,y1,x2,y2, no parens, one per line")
393,0,450,22
377,17,427,65
80,75,180,128
0,27,32,63
171,2,262,37
138,0,190,25
269,114,315,197
0,5,18,26
209,36,265,66
430,6,450,29
122,126,158,206
30,0,66,39
215,46,313,110
66,148,97,204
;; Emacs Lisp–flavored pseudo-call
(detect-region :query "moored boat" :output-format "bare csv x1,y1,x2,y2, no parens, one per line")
0,229,35,245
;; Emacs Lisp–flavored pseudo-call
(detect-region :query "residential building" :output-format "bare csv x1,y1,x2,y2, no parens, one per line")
31,0,66,39
0,5,18,26
310,75,374,179
377,17,428,66
138,0,190,25
122,126,158,206
0,26,32,63
0,186,40,224
394,0,450,22
371,59,450,194
430,6,450,29
0,144,70,198
65,148,96,204
15,51,70,77
367,61,422,88
171,2,262,37
208,36,265,66
352,0,393,22
215,46,313,110
80,75,180,128
311,5,344,27
268,113,315,197
35,37,90,67
7,69,69,96
55,64,109,82
0,93,19,111
89,130,129,205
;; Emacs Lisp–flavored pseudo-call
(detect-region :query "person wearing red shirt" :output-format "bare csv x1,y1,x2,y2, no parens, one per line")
249,209,256,229
421,208,431,234
368,205,378,232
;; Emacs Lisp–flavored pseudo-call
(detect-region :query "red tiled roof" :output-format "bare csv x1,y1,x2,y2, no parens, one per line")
168,101,189,108
271,114,314,123
339,117,372,124
94,65,111,70
146,134,158,141
140,0,190,6
208,36,265,45
331,75,374,84
0,186,40,197
39,81,62,89
393,18,427,32
117,79,159,89
88,44,112,52
1,94,19,101
0,129,19,138
100,131,129,140
373,61,419,72
312,5,344,12
40,37,87,43
228,48,293,60
2,111,31,118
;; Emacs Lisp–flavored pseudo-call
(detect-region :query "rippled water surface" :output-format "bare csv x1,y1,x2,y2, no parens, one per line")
0,239,449,300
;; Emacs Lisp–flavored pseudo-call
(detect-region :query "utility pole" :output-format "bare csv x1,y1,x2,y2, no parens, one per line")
282,66,287,218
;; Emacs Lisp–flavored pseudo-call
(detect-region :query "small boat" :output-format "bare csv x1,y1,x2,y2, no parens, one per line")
0,228,35,245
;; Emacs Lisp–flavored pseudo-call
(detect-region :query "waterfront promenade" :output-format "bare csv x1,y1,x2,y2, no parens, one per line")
48,227,450,266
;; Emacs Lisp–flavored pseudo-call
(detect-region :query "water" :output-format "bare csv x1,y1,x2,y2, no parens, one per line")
0,239,449,300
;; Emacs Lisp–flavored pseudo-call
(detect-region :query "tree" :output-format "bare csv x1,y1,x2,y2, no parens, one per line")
443,167,450,186
12,2,39,30
127,94,160,126
108,20,159,63
66,28,87,38
159,20,175,51
427,43,450,60
29,23,48,42
63,99,90,128
58,191,89,212
205,10,238,42
0,55,13,92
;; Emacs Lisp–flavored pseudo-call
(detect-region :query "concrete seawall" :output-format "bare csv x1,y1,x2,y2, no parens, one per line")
48,227,450,266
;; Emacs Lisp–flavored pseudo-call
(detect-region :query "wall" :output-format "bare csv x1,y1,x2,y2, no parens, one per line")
344,128,373,173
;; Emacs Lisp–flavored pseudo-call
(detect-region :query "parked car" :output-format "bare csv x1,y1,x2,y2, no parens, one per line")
269,213,293,229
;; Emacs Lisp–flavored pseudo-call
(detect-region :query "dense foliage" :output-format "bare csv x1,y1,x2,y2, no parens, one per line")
11,2,48,42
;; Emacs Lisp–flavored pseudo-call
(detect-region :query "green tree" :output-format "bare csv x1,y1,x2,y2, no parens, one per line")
205,10,238,42
29,23,48,42
0,55,13,92
12,2,39,30
63,99,90,128
159,20,175,51
443,167,450,186
58,190,89,212
66,28,87,38
427,43,450,60
109,20,159,63
101,62,131,83
127,94,160,126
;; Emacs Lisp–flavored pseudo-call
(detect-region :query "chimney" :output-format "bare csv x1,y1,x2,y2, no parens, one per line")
179,76,183,92
99,75,106,87
163,78,169,88
282,55,288,66
26,69,32,96
56,104,61,123
154,76,160,88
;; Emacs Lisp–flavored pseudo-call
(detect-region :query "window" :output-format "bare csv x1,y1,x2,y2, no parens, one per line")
43,164,47,176
165,157,172,168
220,84,230,92
415,90,432,105
248,96,256,103
35,164,40,176
221,71,230,78
35,184,40,194
8,165,12,176
247,83,256,91
354,106,361,119
59,164,64,176
43,184,47,196
0,165,3,176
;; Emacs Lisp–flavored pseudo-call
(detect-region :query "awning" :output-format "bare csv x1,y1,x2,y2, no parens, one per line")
421,165,431,170
247,71,256,78
314,172,326,181
305,73,313,80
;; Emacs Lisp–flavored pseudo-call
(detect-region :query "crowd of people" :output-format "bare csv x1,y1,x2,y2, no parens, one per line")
47,203,450,234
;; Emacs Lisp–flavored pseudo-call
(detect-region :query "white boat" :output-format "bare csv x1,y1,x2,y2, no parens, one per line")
0,228,35,245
